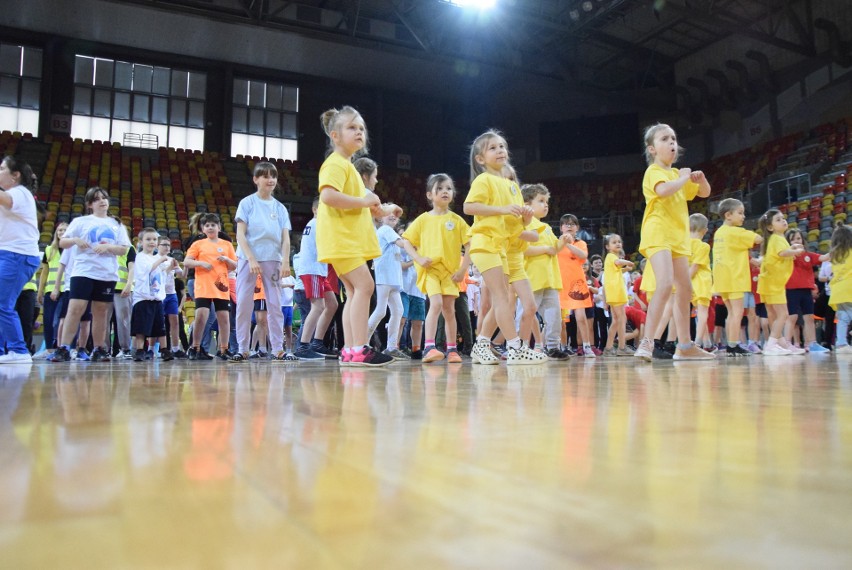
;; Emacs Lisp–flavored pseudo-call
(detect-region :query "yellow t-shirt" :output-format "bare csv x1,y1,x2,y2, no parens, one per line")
757,234,793,300
524,218,561,291
316,152,381,263
690,238,713,301
712,224,758,294
402,211,470,290
505,181,528,254
638,163,699,258
603,252,627,306
464,172,515,254
828,257,852,309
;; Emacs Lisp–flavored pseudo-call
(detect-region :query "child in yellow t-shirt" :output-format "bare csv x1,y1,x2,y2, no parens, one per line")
402,173,470,364
602,233,634,356
316,106,391,367
756,209,805,355
463,130,546,366
520,184,571,360
712,198,764,356
688,213,713,351
635,123,713,361
823,224,852,352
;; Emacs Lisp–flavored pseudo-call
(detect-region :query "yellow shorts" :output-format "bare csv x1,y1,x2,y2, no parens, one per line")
506,251,527,284
643,244,690,260
471,251,508,275
329,257,369,277
761,293,787,305
692,297,711,307
562,308,571,322
422,272,460,298
720,292,745,301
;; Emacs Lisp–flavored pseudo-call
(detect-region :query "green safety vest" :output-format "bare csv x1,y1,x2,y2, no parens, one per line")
44,245,63,293
117,251,129,291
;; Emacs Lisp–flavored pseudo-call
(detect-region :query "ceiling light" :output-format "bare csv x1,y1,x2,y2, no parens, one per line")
442,0,497,8
582,1,594,12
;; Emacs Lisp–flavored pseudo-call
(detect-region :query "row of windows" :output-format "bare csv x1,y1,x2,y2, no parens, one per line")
3,48,301,160
73,87,205,128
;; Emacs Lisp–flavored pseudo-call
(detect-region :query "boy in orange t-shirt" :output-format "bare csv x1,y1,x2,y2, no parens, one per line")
557,214,595,357
184,214,237,360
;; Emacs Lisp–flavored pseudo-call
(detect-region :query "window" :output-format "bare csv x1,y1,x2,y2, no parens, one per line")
71,55,206,150
231,78,298,160
0,43,42,134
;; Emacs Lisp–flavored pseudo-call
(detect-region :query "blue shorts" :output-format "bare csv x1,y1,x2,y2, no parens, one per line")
401,292,426,321
786,288,814,316
281,306,293,326
163,293,179,316
742,292,756,309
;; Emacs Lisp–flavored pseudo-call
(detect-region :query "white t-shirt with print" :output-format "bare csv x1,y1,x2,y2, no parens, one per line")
63,215,131,281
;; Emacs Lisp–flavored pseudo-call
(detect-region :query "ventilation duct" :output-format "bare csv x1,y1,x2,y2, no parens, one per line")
686,77,718,117
746,50,778,91
706,69,736,109
725,60,758,102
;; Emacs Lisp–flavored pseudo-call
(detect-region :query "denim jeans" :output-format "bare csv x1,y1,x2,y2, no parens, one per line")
0,251,41,355
836,303,852,347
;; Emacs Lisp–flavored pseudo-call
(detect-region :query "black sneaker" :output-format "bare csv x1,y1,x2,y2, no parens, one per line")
133,349,146,362
410,349,423,360
726,344,751,357
652,340,673,360
229,352,249,363
350,346,393,367
160,349,175,362
172,349,188,359
546,348,570,361
48,346,72,362
294,347,325,361
91,347,111,362
216,349,233,361
312,344,339,359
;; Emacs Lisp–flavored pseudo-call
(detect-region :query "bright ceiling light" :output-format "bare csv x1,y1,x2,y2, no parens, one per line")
443,0,497,8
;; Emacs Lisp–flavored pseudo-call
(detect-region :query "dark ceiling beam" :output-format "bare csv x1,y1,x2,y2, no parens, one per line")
663,1,815,56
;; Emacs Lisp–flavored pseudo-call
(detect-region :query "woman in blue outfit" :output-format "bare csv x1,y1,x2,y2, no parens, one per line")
0,156,41,363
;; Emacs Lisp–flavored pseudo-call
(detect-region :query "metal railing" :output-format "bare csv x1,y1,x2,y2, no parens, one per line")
123,133,159,149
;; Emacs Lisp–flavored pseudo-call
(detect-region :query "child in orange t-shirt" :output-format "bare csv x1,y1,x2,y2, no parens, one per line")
184,213,237,360
557,214,595,357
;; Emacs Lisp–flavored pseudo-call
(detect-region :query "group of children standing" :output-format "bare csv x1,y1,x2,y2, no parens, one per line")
11,109,852,366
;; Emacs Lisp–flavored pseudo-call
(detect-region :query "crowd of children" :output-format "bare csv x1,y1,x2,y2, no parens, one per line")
5,114,852,367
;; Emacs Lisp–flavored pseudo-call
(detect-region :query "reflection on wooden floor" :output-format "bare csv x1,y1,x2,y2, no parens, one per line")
2,356,851,568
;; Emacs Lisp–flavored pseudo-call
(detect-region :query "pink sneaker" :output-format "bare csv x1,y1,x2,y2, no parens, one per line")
339,348,351,366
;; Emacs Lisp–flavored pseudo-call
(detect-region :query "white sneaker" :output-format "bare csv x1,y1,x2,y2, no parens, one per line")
0,352,33,364
471,340,500,365
835,344,852,354
506,343,548,366
32,349,50,360
778,339,805,355
762,342,791,356
115,349,133,360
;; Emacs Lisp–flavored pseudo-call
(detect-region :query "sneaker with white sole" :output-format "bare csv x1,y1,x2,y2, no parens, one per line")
506,343,548,365
762,343,791,356
471,340,500,365
807,342,830,353
0,352,32,364
673,343,715,360
32,349,50,360
634,338,653,361
835,344,852,354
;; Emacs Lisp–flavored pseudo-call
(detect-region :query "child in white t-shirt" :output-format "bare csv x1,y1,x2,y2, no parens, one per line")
280,273,296,353
367,203,406,359
131,228,170,361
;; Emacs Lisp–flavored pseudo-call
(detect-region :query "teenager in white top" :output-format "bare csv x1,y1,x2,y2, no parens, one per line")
49,187,130,362
0,156,41,363
231,162,294,362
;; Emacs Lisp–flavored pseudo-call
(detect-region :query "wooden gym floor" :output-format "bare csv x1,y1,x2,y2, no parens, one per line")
1,355,851,569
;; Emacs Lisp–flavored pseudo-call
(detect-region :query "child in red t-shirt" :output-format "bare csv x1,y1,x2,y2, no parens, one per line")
783,228,828,352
